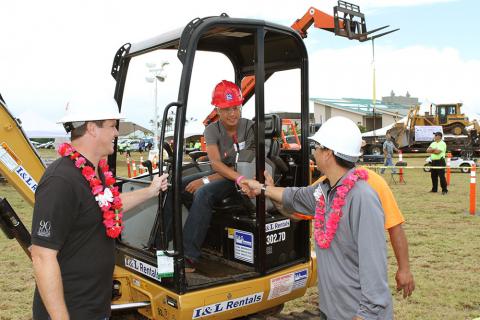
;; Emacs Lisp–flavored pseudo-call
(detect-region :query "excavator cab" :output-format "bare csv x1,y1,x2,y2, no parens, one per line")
108,14,313,319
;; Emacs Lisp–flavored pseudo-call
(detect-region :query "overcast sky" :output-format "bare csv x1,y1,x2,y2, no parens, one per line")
1,0,478,133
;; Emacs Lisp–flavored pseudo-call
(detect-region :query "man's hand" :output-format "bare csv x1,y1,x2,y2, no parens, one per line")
241,179,262,197
149,173,169,197
396,268,415,298
185,178,205,194
264,170,274,187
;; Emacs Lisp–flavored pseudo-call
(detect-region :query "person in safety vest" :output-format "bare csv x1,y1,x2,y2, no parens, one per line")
31,93,168,320
427,131,448,194
242,116,392,319
176,80,254,272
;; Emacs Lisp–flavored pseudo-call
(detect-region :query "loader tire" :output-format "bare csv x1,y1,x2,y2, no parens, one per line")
370,145,382,156
450,124,465,136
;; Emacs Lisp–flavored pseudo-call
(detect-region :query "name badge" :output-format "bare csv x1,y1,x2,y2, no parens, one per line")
234,141,246,152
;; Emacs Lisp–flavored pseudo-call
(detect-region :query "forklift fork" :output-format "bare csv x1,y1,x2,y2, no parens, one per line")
333,0,399,42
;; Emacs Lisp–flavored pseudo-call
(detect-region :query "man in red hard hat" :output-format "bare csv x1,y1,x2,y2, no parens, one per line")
181,80,254,272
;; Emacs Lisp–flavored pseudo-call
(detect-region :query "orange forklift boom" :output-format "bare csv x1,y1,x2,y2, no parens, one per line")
203,0,398,126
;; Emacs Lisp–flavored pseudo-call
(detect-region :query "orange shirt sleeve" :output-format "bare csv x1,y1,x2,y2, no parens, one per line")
311,170,404,229
364,168,405,229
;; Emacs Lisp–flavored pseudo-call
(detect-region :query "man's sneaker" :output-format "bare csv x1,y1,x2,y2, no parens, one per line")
442,190,448,195
185,258,196,273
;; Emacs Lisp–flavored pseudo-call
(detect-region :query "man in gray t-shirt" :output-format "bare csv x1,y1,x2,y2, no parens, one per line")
181,80,254,272
381,133,399,174
242,117,392,319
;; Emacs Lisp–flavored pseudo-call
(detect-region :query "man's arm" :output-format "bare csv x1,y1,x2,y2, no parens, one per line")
427,147,441,154
262,171,302,220
389,224,415,298
31,245,69,320
241,178,285,203
120,174,168,212
184,144,240,194
355,189,391,319
427,142,442,154
207,144,241,181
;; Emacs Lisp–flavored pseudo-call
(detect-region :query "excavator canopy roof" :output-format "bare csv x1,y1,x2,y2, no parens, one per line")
126,16,306,76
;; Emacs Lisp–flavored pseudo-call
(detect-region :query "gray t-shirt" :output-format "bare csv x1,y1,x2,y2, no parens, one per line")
204,118,254,166
282,169,392,320
383,140,396,158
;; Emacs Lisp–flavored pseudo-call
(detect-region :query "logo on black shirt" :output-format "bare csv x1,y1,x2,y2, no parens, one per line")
37,220,51,238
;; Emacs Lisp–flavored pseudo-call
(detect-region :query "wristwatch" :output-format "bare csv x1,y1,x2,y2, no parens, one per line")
260,184,267,196
202,176,210,185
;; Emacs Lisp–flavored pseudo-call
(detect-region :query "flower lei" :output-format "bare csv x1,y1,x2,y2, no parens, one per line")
313,168,368,249
58,143,123,238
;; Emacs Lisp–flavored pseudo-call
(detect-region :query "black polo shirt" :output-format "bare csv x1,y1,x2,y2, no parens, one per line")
31,156,115,320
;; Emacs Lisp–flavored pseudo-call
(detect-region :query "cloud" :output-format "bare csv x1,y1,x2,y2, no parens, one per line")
0,0,476,130
309,44,480,113
359,0,457,8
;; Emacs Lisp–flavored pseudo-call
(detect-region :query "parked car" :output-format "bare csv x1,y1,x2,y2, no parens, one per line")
423,156,476,173
29,140,41,149
38,141,55,149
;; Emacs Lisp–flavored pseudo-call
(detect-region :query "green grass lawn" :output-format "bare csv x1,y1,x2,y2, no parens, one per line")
1,152,479,319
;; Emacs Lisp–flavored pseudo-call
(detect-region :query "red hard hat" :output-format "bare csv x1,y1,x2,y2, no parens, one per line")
211,80,244,108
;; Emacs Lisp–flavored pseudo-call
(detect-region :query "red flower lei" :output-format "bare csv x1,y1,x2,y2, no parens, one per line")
313,168,368,249
58,143,123,238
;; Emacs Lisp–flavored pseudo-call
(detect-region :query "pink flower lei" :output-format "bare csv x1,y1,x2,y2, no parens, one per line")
58,143,123,238
313,168,368,249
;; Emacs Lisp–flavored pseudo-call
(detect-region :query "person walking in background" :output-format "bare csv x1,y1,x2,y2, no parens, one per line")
427,131,448,194
380,133,399,174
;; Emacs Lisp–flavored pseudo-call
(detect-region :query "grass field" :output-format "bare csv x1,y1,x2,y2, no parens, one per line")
1,151,479,319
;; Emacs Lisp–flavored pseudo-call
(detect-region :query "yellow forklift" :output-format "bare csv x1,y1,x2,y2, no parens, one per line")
0,2,397,319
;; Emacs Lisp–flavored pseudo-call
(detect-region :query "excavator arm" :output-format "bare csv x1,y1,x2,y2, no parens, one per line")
203,0,398,125
0,94,46,258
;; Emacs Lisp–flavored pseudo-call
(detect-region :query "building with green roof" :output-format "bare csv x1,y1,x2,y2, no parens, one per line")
311,92,418,131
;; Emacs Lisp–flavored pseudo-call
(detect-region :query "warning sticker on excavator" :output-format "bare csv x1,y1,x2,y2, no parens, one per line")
0,142,20,171
267,268,308,300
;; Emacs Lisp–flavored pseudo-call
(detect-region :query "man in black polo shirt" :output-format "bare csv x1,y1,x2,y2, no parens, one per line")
31,94,168,320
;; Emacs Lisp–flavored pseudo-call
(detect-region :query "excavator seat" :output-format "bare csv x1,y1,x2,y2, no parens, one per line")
212,114,285,216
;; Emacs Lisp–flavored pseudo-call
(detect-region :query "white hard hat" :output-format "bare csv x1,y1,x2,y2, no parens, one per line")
309,116,362,162
57,94,124,132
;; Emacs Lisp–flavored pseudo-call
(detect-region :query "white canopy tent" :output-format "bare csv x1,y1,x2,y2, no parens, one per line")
18,110,67,138
164,120,205,139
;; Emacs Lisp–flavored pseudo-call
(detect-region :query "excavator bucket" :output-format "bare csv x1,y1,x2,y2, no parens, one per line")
333,0,399,42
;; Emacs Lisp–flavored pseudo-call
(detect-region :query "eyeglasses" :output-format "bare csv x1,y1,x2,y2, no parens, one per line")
314,142,326,151
218,106,242,114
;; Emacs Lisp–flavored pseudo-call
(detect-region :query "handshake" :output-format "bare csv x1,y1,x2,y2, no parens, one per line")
238,170,274,198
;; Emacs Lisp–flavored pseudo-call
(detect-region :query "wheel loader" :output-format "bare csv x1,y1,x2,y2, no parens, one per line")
0,2,398,319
